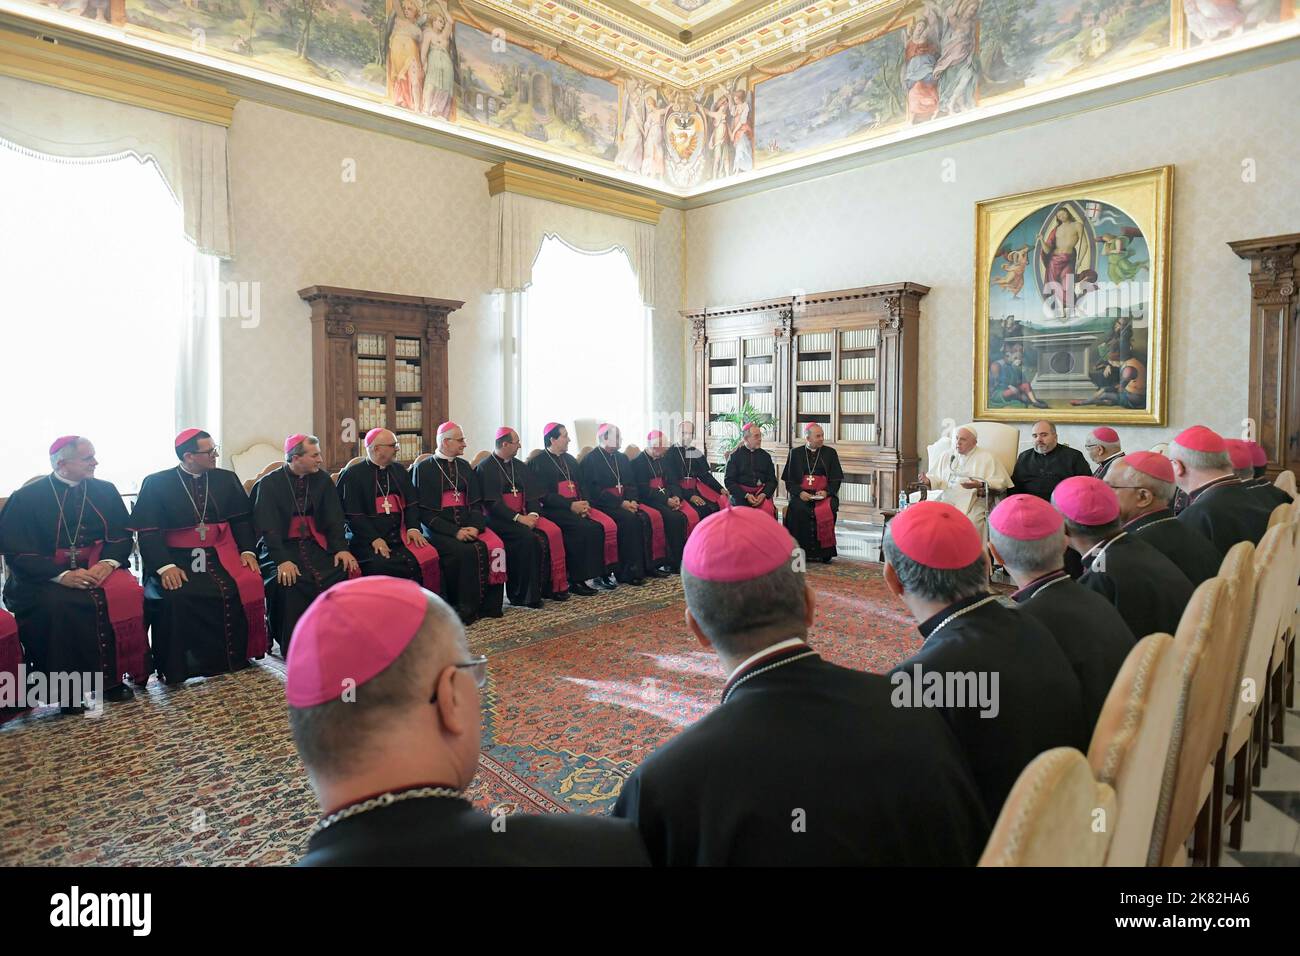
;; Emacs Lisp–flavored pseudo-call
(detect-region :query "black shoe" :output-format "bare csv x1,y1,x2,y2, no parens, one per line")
484,607,506,619
662,564,680,575
60,705,86,716
105,685,133,702
569,581,598,596
550,590,571,601
645,568,669,579
627,577,647,586
590,577,616,591
526,599,544,609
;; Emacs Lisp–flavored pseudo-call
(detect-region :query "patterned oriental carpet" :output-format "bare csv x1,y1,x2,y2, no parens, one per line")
0,561,922,866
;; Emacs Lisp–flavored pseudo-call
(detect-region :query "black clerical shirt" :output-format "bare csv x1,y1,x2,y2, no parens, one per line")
1010,444,1092,500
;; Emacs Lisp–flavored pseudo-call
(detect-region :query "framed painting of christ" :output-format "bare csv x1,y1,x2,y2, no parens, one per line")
974,166,1172,426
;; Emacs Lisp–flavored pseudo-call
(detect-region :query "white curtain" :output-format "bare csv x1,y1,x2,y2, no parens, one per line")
489,191,655,306
0,74,235,258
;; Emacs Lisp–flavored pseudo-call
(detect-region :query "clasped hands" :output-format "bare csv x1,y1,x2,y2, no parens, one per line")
60,560,116,590
745,492,767,507
798,491,828,502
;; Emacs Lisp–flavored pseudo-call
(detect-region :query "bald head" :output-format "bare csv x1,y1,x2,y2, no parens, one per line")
288,594,478,788
367,428,398,467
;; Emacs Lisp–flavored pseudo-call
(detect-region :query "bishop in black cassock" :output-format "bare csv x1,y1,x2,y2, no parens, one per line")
412,423,505,624
476,427,569,608
664,421,726,519
129,429,267,683
630,431,692,573
1105,453,1223,587
781,424,842,562
251,435,357,655
724,423,778,518
580,424,663,585
884,501,1087,819
0,436,146,704
337,429,440,594
1171,426,1275,559
1054,475,1194,642
613,505,991,866
528,424,611,595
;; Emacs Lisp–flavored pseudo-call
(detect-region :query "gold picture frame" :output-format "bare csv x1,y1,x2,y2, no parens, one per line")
974,165,1172,426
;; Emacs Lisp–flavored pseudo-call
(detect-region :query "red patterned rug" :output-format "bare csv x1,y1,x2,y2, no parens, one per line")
0,560,922,864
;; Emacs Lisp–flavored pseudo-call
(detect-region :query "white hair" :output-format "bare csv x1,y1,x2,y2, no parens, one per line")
1168,439,1231,472
49,438,84,470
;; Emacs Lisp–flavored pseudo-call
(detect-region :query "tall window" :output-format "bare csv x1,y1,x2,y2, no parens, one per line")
0,143,214,494
519,237,650,453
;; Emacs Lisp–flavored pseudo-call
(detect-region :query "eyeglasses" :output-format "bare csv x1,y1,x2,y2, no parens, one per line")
193,446,220,457
429,654,488,703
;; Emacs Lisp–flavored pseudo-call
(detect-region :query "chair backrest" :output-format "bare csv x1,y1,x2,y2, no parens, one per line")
925,434,952,478
525,448,542,464
1149,576,1233,866
1149,442,1170,455
22,475,44,488
469,450,489,469
1276,469,1297,499
1229,523,1294,732
409,453,433,472
576,446,593,464
1086,632,1184,866
244,461,284,496
230,441,285,483
967,421,1021,477
1216,542,1260,735
1269,502,1292,529
624,444,642,461
979,748,1116,867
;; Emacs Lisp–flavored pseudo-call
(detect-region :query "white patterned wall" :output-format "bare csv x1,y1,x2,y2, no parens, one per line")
222,100,685,457
685,57,1300,457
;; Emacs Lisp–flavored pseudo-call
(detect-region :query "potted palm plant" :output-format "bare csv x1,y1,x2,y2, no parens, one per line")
715,403,777,459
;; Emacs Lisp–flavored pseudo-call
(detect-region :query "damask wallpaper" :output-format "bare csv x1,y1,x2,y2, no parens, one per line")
684,55,1300,454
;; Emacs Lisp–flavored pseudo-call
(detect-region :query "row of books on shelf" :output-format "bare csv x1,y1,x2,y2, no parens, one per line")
841,390,878,414
747,393,774,414
841,357,876,380
744,335,775,356
744,362,773,383
394,435,424,464
798,331,834,352
798,393,833,414
710,366,739,386
839,481,873,504
710,341,738,359
797,359,834,381
395,402,422,430
395,338,421,358
841,422,878,443
395,360,422,392
709,395,740,414
357,359,387,392
358,398,387,433
356,333,386,356
841,327,879,349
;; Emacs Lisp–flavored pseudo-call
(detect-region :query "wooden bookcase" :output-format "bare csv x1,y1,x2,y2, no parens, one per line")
300,286,463,472
686,282,928,521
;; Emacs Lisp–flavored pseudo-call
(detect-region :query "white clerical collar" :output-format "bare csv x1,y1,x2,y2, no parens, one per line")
51,471,81,487
178,463,204,478
434,451,458,462
726,637,808,684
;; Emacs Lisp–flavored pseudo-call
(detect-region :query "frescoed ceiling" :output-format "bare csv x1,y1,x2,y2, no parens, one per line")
2,0,1299,199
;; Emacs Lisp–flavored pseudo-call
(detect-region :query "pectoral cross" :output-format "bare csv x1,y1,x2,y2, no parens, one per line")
68,545,78,569
452,490,462,503
615,483,623,495
382,498,393,515
565,481,575,494
805,475,816,486
197,522,209,542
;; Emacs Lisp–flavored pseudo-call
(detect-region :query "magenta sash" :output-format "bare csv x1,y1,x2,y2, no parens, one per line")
439,489,469,509
502,492,568,594
557,479,618,566
165,522,268,659
602,481,667,561
651,477,700,537
375,494,441,595
689,479,730,510
739,484,778,519
53,541,148,681
288,516,361,579
478,528,508,585
802,475,837,549
0,609,19,694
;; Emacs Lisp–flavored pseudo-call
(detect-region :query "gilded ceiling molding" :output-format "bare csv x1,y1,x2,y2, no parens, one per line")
486,160,663,225
0,27,237,125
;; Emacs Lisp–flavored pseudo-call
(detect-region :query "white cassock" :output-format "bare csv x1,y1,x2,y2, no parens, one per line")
925,446,1011,539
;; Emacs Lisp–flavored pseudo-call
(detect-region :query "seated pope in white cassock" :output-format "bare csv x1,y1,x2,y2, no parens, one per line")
921,425,1011,539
